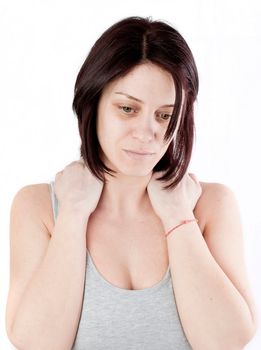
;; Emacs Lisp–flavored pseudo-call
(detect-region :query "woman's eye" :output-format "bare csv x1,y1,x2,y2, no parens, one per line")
159,113,172,121
119,105,135,114
118,105,171,121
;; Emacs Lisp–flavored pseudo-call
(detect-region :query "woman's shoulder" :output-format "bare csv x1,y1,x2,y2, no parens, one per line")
11,182,54,234
199,181,234,200
195,181,237,233
13,182,51,196
198,181,236,210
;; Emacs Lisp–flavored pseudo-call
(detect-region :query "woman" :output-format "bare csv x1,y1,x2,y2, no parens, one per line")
6,16,257,349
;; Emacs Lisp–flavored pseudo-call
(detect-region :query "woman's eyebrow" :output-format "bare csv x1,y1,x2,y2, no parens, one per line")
114,91,175,108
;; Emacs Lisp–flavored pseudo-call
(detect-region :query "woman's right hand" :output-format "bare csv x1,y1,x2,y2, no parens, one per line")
54,158,104,215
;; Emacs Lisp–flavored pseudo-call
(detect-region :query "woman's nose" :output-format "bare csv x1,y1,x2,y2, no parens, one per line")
131,116,157,142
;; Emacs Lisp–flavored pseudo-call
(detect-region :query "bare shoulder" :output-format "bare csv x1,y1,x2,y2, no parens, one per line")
11,183,55,235
199,180,235,204
194,181,237,231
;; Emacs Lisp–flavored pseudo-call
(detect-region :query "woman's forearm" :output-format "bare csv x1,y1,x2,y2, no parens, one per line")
165,221,255,350
10,207,88,350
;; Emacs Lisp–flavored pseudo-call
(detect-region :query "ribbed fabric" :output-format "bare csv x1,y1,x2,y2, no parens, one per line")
49,181,192,350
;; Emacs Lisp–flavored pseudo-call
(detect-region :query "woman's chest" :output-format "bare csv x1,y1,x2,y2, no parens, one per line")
85,211,169,290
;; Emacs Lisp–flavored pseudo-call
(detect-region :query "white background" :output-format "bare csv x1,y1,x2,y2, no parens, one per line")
0,0,260,348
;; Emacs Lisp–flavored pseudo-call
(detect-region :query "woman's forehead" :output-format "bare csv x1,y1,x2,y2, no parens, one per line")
101,64,176,104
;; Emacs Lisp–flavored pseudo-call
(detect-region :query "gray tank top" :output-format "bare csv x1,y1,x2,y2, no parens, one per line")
49,181,192,350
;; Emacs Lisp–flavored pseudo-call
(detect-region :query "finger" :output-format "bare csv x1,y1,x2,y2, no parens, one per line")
55,171,62,179
188,172,196,180
67,160,84,167
188,173,199,184
154,170,167,180
77,158,86,167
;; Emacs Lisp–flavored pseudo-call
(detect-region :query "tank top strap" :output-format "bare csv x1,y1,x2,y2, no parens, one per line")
49,181,59,221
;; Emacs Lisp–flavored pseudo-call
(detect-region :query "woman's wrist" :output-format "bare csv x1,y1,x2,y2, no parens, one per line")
164,218,198,238
58,203,92,222
161,208,195,232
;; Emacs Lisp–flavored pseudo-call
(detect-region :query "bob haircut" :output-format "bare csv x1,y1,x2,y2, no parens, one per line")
72,16,199,190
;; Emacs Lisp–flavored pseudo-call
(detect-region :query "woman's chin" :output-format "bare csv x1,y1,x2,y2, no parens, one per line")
102,157,154,178
117,167,153,178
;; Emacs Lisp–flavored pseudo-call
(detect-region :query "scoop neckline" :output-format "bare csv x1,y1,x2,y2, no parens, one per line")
86,248,171,295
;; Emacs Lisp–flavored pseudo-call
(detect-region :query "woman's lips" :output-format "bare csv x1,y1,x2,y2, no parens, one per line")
123,150,155,160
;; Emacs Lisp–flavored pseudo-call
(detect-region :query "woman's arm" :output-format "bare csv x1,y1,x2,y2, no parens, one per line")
6,185,89,350
163,183,258,350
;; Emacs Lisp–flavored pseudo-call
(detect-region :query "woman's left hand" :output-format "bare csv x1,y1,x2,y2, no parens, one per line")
146,171,202,225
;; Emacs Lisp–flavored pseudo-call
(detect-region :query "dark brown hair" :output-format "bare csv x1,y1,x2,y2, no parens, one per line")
72,16,199,189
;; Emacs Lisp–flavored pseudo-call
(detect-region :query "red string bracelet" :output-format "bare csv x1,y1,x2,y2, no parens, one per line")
164,219,198,237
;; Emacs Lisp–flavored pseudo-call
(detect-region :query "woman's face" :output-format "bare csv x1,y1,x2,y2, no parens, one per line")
96,62,181,177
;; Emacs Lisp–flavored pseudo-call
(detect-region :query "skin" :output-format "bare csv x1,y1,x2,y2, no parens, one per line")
95,62,185,219
147,170,202,228
91,62,258,347
6,62,257,349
